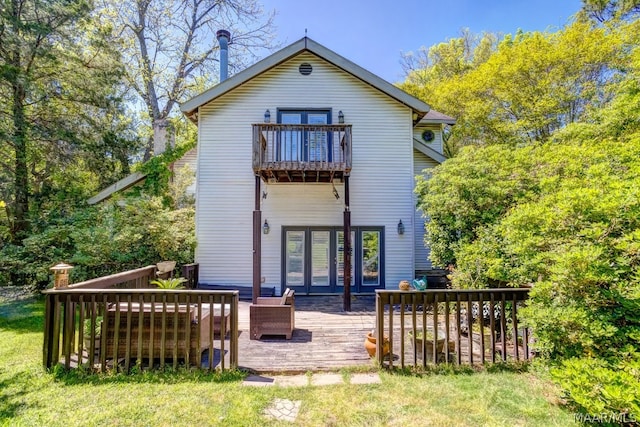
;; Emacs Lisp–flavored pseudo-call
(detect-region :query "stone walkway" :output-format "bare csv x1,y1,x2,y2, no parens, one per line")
243,372,382,423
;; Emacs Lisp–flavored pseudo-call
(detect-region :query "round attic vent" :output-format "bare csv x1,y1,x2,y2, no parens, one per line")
299,63,312,75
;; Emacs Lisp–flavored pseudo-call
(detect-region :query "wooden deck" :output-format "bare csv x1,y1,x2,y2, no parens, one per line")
230,290,531,373
236,295,377,373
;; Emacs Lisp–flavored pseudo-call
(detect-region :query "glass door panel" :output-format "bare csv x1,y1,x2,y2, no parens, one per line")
311,231,330,288
307,113,328,162
280,113,302,161
336,231,356,288
285,231,305,288
362,231,380,286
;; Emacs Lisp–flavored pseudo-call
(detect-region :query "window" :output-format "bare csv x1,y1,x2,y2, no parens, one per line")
282,226,384,294
277,109,331,162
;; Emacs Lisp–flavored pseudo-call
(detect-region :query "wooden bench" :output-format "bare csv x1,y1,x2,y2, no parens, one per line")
102,303,230,364
249,288,295,340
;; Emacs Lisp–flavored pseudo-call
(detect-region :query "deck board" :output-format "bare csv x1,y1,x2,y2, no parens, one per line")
232,295,377,373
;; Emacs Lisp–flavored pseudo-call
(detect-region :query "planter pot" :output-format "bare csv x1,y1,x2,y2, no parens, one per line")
409,331,456,362
364,332,390,358
83,336,101,356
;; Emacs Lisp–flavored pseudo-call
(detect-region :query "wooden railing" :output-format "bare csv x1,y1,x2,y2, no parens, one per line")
181,263,199,289
67,265,157,289
43,266,238,373
375,289,531,368
252,124,352,182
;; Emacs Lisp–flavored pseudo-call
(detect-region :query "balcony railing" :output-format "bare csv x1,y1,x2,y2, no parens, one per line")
252,124,352,182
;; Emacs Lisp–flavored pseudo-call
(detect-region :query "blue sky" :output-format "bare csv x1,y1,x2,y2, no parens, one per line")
259,0,583,83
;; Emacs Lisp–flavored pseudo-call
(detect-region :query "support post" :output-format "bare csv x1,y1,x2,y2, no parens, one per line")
343,176,351,312
253,176,261,304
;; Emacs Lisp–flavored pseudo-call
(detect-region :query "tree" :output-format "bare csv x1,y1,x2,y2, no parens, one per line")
401,21,622,151
0,0,128,244
97,0,276,159
415,18,640,416
401,30,498,156
581,0,640,22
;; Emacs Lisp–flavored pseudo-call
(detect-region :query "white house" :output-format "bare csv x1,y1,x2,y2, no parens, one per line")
180,33,454,306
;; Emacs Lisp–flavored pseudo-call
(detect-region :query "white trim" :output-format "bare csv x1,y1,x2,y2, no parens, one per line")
413,138,446,164
87,171,147,205
181,38,430,121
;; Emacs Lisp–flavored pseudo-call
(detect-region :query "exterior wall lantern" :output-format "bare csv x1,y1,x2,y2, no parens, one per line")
50,262,74,288
338,110,344,124
397,219,405,235
263,219,270,234
264,109,271,123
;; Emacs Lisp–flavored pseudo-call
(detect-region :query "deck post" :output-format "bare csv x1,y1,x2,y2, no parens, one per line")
253,175,261,304
343,176,351,311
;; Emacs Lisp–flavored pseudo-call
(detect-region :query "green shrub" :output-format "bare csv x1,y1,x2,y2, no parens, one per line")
552,357,640,420
417,138,640,417
0,196,195,289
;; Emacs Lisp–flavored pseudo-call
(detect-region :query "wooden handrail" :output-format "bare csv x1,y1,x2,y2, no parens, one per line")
61,265,157,289
375,288,531,369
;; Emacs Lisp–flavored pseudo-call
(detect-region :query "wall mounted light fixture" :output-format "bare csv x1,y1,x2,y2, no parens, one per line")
263,219,270,234
338,110,344,124
397,219,405,235
264,109,271,123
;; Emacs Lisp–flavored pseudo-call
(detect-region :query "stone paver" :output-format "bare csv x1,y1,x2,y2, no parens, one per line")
350,373,382,385
242,374,275,387
244,372,381,388
264,398,301,423
274,375,309,387
310,373,343,386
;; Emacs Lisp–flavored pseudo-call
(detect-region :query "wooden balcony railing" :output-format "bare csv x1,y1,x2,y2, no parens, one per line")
252,124,352,182
375,289,531,369
43,266,238,373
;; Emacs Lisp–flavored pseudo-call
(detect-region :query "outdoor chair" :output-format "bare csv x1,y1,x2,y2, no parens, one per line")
102,302,230,364
249,288,295,340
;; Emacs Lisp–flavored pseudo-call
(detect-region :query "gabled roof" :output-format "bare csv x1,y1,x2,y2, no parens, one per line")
180,37,431,121
87,171,147,205
419,110,456,125
413,138,447,164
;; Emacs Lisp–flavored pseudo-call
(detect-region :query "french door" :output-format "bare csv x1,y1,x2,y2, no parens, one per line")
282,227,384,295
277,109,331,162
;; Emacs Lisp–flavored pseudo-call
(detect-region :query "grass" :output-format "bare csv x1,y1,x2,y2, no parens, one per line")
0,287,579,426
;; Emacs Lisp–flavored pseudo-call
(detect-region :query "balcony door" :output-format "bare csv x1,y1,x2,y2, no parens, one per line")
277,109,331,162
282,227,384,295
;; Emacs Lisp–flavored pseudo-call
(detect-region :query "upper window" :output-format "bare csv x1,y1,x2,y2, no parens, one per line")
277,109,331,162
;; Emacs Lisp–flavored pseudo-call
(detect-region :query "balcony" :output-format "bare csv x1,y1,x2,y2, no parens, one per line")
252,124,352,183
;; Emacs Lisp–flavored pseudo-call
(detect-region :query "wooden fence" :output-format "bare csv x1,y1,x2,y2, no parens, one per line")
375,289,531,369
43,266,238,373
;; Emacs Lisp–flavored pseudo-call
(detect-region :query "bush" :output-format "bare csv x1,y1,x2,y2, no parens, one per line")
0,196,195,289
417,138,640,416
552,357,640,420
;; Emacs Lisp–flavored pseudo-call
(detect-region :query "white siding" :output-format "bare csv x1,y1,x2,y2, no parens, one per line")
413,124,444,154
413,150,439,271
196,52,416,290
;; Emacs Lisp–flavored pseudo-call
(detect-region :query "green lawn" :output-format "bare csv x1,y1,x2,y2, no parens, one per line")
1,288,578,427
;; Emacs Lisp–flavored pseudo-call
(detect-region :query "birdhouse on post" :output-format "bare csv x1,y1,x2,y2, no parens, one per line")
50,263,73,288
